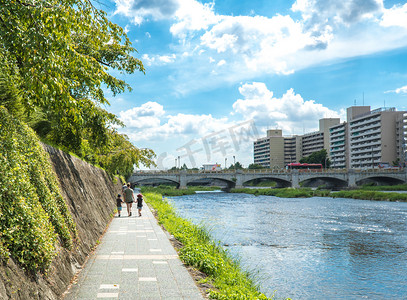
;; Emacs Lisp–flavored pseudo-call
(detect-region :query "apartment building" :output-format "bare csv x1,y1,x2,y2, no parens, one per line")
253,134,271,168
284,136,301,166
396,112,407,165
254,119,339,168
302,118,340,157
329,122,347,169
329,106,407,169
253,129,285,168
254,106,406,169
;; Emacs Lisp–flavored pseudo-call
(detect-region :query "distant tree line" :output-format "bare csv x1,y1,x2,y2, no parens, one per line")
166,150,330,171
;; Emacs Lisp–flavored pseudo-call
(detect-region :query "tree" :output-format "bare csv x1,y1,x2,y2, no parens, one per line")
300,149,330,168
248,163,264,169
98,131,156,178
233,161,244,169
0,0,156,177
0,0,144,112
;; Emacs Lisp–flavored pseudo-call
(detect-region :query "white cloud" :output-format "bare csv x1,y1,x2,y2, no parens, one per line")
119,101,165,129
385,85,407,94
119,101,231,140
170,0,219,38
142,53,177,66
115,0,407,88
292,0,383,25
232,82,340,134
117,84,345,169
114,0,180,25
217,59,226,66
381,3,407,28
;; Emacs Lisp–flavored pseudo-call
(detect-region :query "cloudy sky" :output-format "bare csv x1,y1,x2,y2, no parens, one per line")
100,0,407,169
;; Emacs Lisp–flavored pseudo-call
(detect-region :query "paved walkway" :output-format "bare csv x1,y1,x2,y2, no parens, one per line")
64,203,205,300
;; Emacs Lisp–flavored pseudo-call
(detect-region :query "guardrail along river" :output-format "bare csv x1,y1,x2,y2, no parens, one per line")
168,192,407,299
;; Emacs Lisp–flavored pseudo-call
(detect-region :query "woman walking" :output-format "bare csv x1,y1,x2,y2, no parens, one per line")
123,183,134,216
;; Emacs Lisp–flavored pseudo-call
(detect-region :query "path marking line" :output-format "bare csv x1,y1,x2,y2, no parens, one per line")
97,292,119,298
96,254,178,260
99,284,119,289
110,230,154,233
122,268,138,272
139,277,157,282
153,261,168,265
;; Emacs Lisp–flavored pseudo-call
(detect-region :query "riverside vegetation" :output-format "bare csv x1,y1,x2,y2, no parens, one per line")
141,185,221,196
144,192,275,300
230,187,407,202
0,107,77,272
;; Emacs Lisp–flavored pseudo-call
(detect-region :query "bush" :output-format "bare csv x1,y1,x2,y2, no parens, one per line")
0,107,77,272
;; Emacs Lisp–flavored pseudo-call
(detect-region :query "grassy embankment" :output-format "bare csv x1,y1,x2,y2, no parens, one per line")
359,183,407,191
140,185,221,196
331,190,407,201
144,192,276,300
0,107,77,272
231,186,407,202
231,187,330,198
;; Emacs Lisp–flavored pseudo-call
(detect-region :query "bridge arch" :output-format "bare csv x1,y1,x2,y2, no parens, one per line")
299,175,348,188
186,176,236,189
356,175,406,186
241,176,291,188
131,177,180,187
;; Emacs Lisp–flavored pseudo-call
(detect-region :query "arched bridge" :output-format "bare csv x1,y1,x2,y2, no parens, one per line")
128,169,407,189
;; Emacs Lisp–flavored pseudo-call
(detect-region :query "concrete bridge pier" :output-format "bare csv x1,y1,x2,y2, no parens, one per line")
179,170,187,189
235,170,244,189
348,169,356,188
291,170,299,188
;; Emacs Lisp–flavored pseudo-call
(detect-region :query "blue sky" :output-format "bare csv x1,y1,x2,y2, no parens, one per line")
100,0,407,169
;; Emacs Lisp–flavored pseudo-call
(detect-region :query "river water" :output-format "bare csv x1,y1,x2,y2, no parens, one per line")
167,192,407,299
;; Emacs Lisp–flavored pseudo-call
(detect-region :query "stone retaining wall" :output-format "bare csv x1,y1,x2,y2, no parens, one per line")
0,145,121,299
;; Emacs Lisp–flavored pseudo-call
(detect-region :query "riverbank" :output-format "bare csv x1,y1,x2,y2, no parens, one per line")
140,185,407,202
144,192,274,300
140,185,220,196
231,187,330,198
230,187,407,202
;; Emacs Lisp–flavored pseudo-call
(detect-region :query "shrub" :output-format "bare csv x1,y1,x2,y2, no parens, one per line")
0,107,77,272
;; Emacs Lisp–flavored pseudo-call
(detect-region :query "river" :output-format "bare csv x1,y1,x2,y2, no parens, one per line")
167,192,407,299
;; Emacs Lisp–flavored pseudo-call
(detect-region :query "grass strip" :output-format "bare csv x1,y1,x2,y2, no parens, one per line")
140,185,220,196
331,190,407,201
230,188,330,198
359,184,407,191
144,192,275,300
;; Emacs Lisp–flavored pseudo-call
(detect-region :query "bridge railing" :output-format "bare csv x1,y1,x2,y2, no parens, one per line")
131,168,405,176
132,168,357,175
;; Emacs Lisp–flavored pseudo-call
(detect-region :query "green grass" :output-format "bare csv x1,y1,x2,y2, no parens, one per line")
231,187,407,202
331,190,407,202
140,185,221,196
359,184,407,191
230,188,330,198
144,192,278,300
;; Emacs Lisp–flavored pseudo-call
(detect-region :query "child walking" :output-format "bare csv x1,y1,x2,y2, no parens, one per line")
136,194,143,217
116,194,123,217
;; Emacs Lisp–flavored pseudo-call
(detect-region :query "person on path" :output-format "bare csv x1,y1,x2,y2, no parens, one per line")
136,193,143,217
123,183,134,217
122,182,127,194
116,194,123,217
